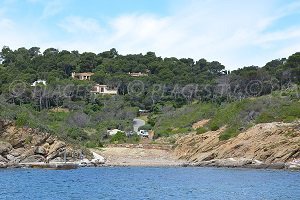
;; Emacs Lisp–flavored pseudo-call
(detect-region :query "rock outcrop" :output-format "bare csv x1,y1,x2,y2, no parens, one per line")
0,119,92,168
175,121,300,169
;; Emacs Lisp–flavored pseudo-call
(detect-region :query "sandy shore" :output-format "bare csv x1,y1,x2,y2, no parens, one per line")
91,147,185,167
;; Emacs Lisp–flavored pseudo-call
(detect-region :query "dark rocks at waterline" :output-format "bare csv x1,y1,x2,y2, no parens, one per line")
21,155,46,163
187,158,300,170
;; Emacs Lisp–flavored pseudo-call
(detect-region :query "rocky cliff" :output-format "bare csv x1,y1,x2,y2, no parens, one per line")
0,119,91,168
175,121,300,169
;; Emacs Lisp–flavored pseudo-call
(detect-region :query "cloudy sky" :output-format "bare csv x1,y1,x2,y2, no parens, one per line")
0,0,300,70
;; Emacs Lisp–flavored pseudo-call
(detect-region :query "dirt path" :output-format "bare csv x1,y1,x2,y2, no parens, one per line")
91,147,184,167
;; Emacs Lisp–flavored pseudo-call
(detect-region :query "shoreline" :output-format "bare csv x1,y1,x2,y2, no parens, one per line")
1,163,300,171
1,159,299,171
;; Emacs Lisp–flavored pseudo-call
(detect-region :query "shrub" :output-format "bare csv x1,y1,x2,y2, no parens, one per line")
153,102,217,137
85,141,103,148
219,127,239,141
67,128,89,141
138,124,153,131
196,127,208,134
209,123,220,131
16,112,29,127
110,132,127,143
256,112,276,123
127,134,140,143
25,135,33,144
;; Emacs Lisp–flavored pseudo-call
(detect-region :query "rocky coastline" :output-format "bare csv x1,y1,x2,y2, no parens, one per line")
182,158,300,170
1,119,300,170
175,121,300,170
0,119,105,169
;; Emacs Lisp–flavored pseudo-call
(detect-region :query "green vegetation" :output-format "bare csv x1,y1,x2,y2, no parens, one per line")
0,46,299,145
0,95,136,146
138,124,153,131
152,94,300,140
110,132,127,143
196,127,208,135
110,132,140,144
153,103,216,137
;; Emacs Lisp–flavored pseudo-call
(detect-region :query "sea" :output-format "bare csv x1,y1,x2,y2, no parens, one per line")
0,167,299,200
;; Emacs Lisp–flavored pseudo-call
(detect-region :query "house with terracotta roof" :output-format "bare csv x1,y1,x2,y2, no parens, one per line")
71,72,94,80
91,84,118,95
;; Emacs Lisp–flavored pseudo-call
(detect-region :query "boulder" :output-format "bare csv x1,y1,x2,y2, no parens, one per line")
46,137,55,145
50,157,64,163
48,141,66,155
0,162,8,168
0,141,13,155
79,158,93,167
10,139,26,149
21,155,45,163
91,152,105,166
5,154,20,164
268,162,286,169
6,154,15,161
197,158,254,168
46,141,66,160
30,133,50,146
9,148,25,157
35,146,47,155
46,152,60,161
0,155,8,163
20,148,35,160
91,152,106,165
288,163,300,170
43,143,50,150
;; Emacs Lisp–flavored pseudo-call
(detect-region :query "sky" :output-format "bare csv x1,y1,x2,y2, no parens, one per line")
0,0,300,70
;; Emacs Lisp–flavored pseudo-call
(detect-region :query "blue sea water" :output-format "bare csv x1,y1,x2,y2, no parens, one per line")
0,167,299,200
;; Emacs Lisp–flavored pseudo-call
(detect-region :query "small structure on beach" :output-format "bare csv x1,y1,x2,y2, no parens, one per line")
91,84,118,95
71,72,94,80
107,129,124,136
31,79,47,87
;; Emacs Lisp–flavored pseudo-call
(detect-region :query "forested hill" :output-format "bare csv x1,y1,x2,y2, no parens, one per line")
0,46,299,110
1,47,299,82
0,47,228,85
0,46,299,146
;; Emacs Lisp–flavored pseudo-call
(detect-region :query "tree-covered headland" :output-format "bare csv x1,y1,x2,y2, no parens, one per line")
0,46,299,146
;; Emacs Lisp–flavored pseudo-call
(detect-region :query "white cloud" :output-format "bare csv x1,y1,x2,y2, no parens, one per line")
0,14,46,50
97,0,300,69
0,18,14,29
1,0,300,70
42,0,65,18
59,16,103,34
254,28,300,45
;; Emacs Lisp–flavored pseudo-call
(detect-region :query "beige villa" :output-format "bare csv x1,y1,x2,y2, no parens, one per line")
128,72,148,77
91,84,118,95
71,72,94,80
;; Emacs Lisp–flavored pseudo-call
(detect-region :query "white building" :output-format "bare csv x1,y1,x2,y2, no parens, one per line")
128,72,148,77
107,129,124,136
91,84,118,95
31,80,47,87
71,72,94,80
